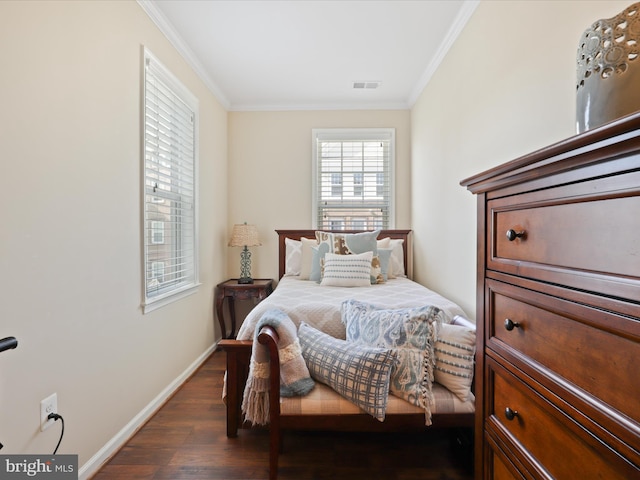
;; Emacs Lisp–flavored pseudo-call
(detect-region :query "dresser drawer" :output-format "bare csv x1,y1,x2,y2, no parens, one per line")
488,361,638,480
487,279,640,430
491,448,523,480
487,171,640,302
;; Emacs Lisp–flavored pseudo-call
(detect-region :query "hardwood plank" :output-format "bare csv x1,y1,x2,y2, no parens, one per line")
93,350,473,479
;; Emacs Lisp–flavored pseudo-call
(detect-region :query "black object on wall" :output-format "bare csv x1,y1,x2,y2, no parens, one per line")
0,336,18,353
0,336,18,449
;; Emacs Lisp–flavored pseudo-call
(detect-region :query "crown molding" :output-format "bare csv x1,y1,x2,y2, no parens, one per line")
229,101,411,112
137,0,231,110
407,0,480,107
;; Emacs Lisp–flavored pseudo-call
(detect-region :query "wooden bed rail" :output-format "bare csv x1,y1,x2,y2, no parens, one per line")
258,325,284,480
219,339,252,437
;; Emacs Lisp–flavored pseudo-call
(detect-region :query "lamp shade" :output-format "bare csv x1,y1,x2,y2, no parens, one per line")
228,223,261,247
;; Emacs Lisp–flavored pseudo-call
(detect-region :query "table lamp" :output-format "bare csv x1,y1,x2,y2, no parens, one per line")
228,223,261,284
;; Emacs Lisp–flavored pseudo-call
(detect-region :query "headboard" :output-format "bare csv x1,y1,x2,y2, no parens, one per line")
276,229,413,280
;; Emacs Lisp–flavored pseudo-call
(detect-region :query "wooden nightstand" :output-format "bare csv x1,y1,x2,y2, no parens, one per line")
215,279,274,339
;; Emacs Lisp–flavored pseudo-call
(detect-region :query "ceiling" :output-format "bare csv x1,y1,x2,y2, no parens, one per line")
140,0,479,111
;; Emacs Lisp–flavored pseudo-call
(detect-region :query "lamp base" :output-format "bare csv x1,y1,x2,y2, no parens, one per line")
238,247,254,285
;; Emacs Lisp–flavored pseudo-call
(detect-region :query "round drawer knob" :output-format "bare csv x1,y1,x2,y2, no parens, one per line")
504,318,521,331
506,229,526,241
505,407,518,421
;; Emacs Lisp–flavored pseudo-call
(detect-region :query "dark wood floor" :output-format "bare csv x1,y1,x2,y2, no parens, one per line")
93,349,473,479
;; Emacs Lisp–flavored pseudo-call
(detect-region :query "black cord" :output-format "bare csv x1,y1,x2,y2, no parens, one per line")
47,413,64,455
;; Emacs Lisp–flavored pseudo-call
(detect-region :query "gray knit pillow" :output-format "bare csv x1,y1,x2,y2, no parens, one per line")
298,322,396,421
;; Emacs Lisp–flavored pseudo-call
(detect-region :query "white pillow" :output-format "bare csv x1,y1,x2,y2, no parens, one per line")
377,237,391,249
388,239,405,278
320,251,373,287
299,237,318,280
434,323,476,402
284,238,302,276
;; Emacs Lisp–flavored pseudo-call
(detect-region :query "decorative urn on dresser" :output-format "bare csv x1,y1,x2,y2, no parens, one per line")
576,2,640,133
460,112,640,479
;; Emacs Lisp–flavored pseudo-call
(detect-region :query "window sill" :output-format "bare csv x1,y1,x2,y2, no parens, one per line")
142,283,201,314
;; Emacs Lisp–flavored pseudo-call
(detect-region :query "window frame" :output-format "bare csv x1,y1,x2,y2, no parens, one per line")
141,47,200,313
311,128,395,230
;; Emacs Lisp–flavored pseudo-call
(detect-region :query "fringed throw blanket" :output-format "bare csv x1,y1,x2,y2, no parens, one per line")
242,309,315,425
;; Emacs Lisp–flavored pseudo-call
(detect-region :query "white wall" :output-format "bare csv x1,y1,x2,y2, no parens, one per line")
227,110,411,280
410,0,630,319
0,0,228,475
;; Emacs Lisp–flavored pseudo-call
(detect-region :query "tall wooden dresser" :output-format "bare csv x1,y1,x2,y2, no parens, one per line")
461,112,640,479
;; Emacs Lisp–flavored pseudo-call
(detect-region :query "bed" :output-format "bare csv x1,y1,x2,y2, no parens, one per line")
220,229,476,478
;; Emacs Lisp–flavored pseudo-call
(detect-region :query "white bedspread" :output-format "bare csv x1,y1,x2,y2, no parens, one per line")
235,275,470,341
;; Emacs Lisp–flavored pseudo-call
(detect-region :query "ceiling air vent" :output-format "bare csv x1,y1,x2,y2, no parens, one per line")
353,81,380,89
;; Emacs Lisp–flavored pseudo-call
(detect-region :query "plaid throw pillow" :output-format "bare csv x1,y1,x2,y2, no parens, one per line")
298,322,396,421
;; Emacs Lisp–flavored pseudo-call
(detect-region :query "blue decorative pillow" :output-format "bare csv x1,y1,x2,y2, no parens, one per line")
298,322,396,421
376,248,392,281
341,300,445,420
309,244,330,282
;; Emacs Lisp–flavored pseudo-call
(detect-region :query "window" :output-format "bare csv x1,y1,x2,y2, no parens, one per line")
331,173,343,197
142,48,199,312
151,221,165,245
376,172,384,197
329,219,344,230
151,261,165,282
312,128,394,230
353,172,363,197
351,218,366,230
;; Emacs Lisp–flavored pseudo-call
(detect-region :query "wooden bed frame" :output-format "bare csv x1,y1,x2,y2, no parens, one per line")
220,229,474,479
221,230,415,436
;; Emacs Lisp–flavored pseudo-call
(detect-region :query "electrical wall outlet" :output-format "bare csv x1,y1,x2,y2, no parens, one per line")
40,393,57,432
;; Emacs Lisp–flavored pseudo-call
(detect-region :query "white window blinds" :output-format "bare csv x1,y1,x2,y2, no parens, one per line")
312,129,395,230
142,48,199,312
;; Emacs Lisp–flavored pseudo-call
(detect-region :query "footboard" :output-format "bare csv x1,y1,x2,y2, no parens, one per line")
256,324,474,480
219,339,252,437
221,332,475,435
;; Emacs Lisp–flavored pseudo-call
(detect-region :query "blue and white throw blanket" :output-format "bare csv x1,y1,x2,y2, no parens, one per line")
241,309,315,425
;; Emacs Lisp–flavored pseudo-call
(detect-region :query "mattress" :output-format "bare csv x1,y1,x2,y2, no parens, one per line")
235,275,470,341
281,382,475,416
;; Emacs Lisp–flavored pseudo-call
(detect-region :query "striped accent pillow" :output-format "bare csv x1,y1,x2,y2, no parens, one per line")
298,322,396,421
320,251,373,287
434,323,476,402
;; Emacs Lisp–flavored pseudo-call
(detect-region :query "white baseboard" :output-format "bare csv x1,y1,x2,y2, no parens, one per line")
78,342,218,479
